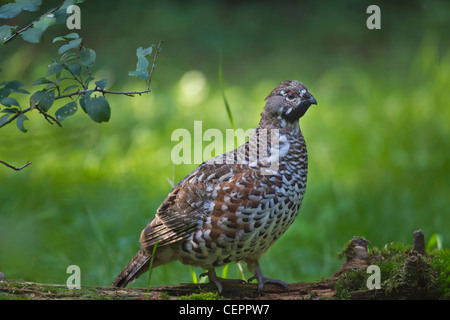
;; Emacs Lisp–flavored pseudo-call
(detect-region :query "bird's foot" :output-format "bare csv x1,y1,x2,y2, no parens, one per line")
248,266,288,295
200,269,246,293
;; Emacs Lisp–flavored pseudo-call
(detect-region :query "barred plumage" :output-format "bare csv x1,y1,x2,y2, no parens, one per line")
112,80,317,293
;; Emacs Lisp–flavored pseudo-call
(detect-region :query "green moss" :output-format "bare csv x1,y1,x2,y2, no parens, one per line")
159,292,170,299
426,248,450,299
337,236,370,260
375,245,449,299
0,281,121,300
334,269,367,299
337,239,356,260
335,242,450,299
0,293,28,300
179,292,222,300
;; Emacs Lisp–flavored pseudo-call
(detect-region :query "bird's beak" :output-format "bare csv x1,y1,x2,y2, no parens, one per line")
299,94,317,109
306,95,317,106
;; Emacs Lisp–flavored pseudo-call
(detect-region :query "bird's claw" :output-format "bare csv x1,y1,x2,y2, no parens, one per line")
248,267,288,294
200,269,246,293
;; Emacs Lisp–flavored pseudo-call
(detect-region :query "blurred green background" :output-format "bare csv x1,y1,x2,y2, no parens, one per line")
0,0,449,288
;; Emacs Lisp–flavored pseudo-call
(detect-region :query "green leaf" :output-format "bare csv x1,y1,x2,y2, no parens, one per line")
94,78,107,90
0,1,42,19
80,48,96,67
33,15,56,31
0,3,22,19
21,27,42,43
32,77,50,86
53,33,79,43
84,76,94,87
62,85,80,93
30,90,55,112
58,37,82,55
137,46,153,57
68,63,81,76
0,114,10,127
60,51,79,64
45,83,58,90
129,46,154,80
4,80,29,94
128,70,149,81
0,107,19,114
79,90,93,113
11,88,29,94
79,95,87,113
16,113,28,132
0,88,10,100
16,0,42,12
55,101,77,121
4,80,25,90
84,96,110,123
47,62,64,77
0,25,16,47
21,16,55,43
137,56,149,72
1,97,19,107
53,8,70,24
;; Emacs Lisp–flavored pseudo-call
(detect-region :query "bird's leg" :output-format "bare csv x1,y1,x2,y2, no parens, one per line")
199,268,245,293
248,266,288,294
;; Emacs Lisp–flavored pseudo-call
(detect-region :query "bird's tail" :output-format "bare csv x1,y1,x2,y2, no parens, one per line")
111,249,151,288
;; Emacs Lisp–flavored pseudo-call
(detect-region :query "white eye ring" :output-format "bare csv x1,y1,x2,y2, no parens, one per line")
280,90,296,100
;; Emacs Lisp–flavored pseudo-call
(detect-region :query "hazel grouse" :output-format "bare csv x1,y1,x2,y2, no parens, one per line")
111,80,317,293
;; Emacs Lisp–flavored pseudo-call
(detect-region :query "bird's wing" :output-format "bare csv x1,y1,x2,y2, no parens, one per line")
139,141,279,248
139,167,207,247
139,158,236,248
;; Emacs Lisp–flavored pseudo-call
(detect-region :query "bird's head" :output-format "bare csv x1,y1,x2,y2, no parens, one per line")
261,80,317,123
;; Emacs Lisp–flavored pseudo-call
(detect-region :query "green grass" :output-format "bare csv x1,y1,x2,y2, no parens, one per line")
146,241,159,299
0,2,449,290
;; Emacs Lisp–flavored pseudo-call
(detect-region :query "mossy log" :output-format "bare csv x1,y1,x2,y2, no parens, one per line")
1,230,448,300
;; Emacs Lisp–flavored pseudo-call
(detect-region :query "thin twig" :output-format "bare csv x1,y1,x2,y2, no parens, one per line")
3,2,64,45
37,107,62,127
147,40,164,90
0,105,61,129
65,67,85,89
55,88,151,100
0,160,32,171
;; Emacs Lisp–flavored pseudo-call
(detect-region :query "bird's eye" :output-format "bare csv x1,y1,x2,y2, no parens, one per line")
286,91,296,100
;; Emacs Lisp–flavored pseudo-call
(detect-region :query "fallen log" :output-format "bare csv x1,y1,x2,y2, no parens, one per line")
1,230,448,300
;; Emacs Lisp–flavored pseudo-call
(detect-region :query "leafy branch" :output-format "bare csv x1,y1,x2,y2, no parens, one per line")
1,2,65,45
1,33,162,128
0,37,163,129
0,0,81,47
0,0,163,170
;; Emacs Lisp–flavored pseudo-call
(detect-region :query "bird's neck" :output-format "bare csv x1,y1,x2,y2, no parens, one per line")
258,116,301,134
